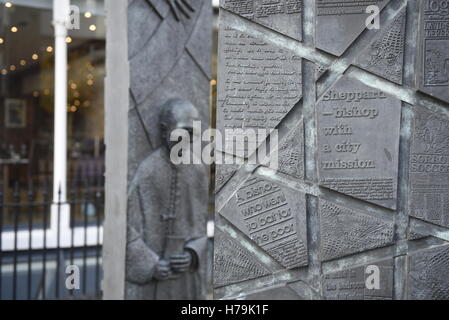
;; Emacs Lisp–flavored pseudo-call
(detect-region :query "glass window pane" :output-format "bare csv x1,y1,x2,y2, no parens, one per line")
0,0,105,228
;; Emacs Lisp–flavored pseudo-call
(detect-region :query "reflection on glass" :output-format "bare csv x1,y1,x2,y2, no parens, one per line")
0,0,105,227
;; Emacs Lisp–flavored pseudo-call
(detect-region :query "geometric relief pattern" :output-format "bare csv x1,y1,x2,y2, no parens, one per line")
216,4,302,157
409,107,449,228
215,163,239,193
276,120,305,180
214,229,271,288
319,200,394,261
408,229,430,241
354,7,406,84
239,284,301,300
408,245,449,300
322,259,394,300
316,0,390,56
221,0,303,41
215,0,449,300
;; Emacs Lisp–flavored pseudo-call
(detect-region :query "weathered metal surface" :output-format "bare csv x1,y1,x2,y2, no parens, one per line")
322,259,394,300
221,0,303,41
408,245,449,299
213,1,449,300
354,7,406,84
316,0,389,56
319,199,394,261
418,0,449,103
409,107,449,228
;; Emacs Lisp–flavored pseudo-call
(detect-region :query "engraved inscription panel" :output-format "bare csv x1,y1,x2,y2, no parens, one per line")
408,245,449,299
409,108,449,228
316,0,389,56
219,176,308,269
217,13,302,154
214,229,271,288
221,0,303,41
419,0,449,103
408,220,431,241
319,199,394,261
317,76,401,209
323,259,394,300
354,8,406,84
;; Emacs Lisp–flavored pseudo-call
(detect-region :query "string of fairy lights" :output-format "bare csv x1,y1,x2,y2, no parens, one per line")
0,1,100,113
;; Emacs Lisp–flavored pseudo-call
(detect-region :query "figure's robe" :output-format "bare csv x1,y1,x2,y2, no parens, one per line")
125,148,208,300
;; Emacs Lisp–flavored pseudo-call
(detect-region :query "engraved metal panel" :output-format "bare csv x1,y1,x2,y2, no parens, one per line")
215,163,240,193
262,119,305,180
419,0,449,103
214,229,271,288
219,176,308,269
408,245,449,299
322,259,394,300
220,0,303,41
408,219,431,241
354,7,406,84
214,0,449,300
239,285,301,300
276,120,305,180
319,199,394,261
409,108,449,228
216,12,302,155
316,0,389,56
317,76,402,210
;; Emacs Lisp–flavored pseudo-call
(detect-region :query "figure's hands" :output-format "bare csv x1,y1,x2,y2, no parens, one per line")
170,251,193,274
165,0,195,21
153,259,171,281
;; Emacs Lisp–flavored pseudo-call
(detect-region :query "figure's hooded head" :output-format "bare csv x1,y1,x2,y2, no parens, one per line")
160,98,200,150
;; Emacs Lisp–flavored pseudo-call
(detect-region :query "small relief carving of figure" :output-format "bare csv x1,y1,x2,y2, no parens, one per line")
126,99,208,300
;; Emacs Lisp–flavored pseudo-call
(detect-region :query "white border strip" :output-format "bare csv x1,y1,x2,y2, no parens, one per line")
1,226,103,251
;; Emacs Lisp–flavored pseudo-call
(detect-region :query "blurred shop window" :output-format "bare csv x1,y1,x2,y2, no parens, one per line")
0,0,105,227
